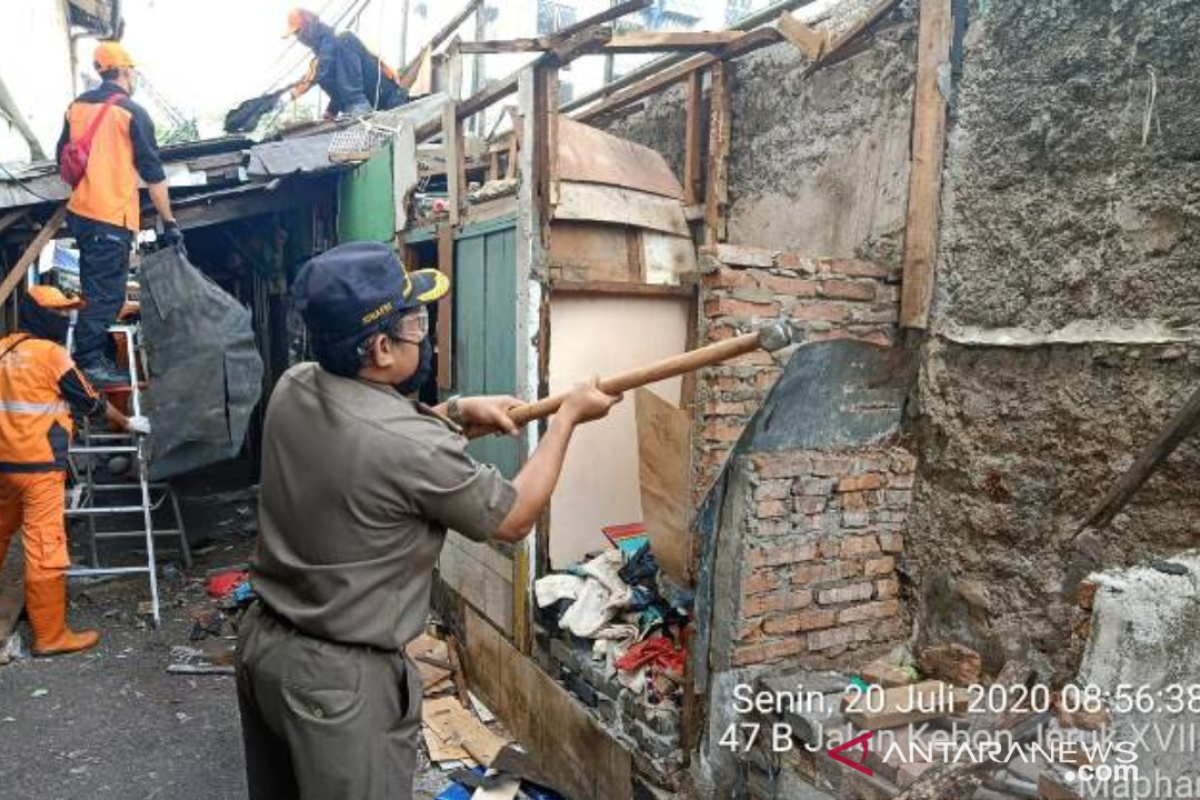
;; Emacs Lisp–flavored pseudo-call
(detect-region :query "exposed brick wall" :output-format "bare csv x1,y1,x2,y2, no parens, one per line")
694,244,901,497
731,449,915,668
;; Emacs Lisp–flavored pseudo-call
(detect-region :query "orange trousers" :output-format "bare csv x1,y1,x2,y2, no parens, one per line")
0,472,70,581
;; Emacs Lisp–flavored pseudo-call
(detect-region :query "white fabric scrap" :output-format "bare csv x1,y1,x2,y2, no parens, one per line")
534,574,584,608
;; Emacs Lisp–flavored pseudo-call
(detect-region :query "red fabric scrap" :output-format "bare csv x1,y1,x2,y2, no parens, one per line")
207,570,249,599
615,636,686,676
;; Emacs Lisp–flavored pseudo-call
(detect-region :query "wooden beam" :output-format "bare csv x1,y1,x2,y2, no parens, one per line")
801,0,906,77
0,209,30,239
683,70,706,207
0,204,68,307
1078,383,1200,534
458,38,547,55
442,101,465,225
704,61,732,246
414,19,618,143
605,31,747,53
775,11,831,60
552,0,650,41
398,0,482,86
575,27,778,124
549,279,694,299
436,225,455,392
899,0,952,329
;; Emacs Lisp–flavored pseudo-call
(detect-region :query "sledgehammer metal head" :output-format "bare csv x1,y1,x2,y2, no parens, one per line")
756,321,794,353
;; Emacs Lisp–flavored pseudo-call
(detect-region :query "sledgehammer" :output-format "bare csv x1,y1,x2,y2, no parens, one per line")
506,322,794,426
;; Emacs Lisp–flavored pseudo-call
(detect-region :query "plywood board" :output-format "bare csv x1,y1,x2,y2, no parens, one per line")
556,118,684,200
462,608,632,800
635,389,693,585
548,295,691,568
553,182,690,237
642,230,697,284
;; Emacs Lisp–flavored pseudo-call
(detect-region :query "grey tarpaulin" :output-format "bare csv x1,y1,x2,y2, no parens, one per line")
139,247,263,479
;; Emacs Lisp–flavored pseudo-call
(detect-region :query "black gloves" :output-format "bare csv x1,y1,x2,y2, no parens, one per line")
162,220,186,257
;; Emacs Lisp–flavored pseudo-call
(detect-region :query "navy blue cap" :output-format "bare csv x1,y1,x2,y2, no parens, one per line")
293,242,449,340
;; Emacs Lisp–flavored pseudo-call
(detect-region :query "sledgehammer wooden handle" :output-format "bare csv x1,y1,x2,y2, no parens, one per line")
506,322,792,427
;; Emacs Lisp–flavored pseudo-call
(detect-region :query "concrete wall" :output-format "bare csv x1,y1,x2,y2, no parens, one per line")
907,0,1200,680
606,3,917,262
0,1,75,162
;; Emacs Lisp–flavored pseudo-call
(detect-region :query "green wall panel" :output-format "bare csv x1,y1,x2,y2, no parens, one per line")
453,223,519,478
338,144,395,244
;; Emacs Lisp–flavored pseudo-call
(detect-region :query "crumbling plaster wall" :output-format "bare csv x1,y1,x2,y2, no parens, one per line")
604,2,917,263
908,0,1200,681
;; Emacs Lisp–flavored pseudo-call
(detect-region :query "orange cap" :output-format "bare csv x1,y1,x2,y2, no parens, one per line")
284,8,315,38
28,285,85,310
93,41,136,72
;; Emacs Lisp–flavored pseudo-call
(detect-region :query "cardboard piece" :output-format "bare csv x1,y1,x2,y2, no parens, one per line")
423,696,508,767
634,388,693,584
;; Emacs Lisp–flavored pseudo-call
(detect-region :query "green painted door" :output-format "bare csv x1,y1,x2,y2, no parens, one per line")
454,219,519,477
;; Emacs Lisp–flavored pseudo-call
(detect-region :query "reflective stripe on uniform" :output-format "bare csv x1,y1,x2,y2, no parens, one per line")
0,400,69,415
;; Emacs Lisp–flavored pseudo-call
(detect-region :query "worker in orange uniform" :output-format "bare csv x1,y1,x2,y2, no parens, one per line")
284,8,409,118
0,286,149,656
56,41,183,388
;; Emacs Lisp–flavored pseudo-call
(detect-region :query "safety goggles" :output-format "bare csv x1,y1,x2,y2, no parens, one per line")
390,306,429,344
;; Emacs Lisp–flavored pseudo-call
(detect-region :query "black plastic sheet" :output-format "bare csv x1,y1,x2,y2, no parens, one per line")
139,247,263,479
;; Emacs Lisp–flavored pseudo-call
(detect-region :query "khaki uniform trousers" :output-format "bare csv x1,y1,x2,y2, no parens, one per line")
235,602,422,800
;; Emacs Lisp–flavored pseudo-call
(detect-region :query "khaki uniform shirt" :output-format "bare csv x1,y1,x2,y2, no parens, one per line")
251,363,517,651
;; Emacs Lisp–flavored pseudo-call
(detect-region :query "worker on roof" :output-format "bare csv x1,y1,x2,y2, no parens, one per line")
0,286,149,657
55,41,184,388
235,242,620,800
284,8,410,119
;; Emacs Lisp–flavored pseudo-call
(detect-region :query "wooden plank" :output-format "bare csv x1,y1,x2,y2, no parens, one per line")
458,38,547,55
899,0,952,329
556,118,685,200
437,225,455,392
605,31,746,53
843,681,970,730
552,0,650,41
683,70,706,207
550,279,694,298
462,607,632,800
635,388,693,584
776,10,831,60
704,61,732,245
554,183,690,237
0,204,68,307
808,0,905,76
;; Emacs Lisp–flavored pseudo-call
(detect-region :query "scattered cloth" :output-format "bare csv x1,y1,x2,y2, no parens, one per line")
207,570,248,599
534,574,584,608
615,636,686,676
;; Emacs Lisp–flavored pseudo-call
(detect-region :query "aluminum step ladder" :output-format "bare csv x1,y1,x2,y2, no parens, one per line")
64,323,190,627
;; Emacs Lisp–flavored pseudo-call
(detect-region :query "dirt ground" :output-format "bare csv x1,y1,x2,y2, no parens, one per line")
0,480,447,800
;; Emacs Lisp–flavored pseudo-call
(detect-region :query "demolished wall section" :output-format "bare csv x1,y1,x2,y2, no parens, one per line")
908,0,1200,679
695,245,901,498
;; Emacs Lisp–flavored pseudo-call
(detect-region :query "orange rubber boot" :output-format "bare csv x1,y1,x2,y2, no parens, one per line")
26,576,99,656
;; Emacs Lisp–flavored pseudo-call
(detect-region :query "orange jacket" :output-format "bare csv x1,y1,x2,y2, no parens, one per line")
57,82,166,233
0,334,105,472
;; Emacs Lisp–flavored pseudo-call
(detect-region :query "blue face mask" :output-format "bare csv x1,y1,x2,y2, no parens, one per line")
394,338,433,396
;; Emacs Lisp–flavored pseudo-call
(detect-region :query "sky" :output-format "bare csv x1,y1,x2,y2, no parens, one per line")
116,0,412,132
